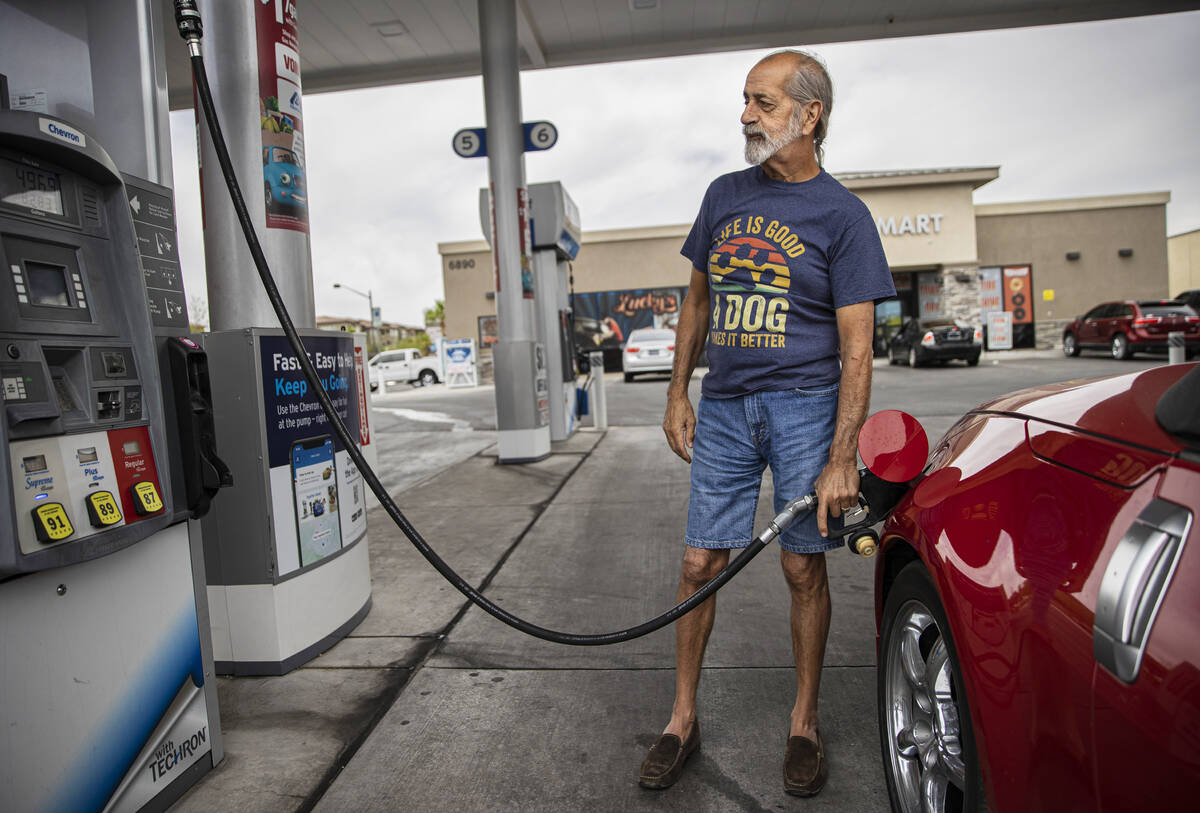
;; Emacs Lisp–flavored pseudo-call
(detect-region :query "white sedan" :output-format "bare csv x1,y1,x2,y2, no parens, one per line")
621,328,675,382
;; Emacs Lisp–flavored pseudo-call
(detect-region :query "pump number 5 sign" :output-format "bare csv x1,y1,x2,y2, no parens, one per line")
453,128,487,158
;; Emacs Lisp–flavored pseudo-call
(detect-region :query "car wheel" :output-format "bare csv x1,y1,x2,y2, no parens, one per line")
1062,332,1079,357
623,372,634,382
879,562,988,813
1111,333,1132,360
418,369,437,386
907,347,920,368
888,346,898,366
966,354,980,367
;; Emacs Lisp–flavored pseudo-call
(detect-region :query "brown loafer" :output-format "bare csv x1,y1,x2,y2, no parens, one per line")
783,730,828,796
639,719,701,789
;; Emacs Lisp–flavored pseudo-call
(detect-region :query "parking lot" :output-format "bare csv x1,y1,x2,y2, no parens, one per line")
367,350,1161,453
177,350,1167,812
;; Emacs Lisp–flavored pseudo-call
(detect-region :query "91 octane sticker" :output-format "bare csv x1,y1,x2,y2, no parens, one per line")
33,502,74,542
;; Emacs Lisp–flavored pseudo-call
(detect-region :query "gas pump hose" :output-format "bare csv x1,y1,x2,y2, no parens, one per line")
175,2,803,646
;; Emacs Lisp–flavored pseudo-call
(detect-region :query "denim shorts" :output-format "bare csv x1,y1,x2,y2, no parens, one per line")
686,385,842,555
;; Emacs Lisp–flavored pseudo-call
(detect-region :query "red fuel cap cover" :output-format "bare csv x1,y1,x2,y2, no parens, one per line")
858,410,928,483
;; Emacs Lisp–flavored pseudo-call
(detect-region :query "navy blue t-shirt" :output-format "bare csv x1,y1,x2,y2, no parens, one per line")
682,167,895,397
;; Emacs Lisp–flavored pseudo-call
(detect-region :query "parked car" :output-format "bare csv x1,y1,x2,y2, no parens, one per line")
1173,288,1200,311
621,327,675,382
875,362,1200,812
1062,300,1200,359
887,317,982,367
262,146,307,212
368,348,439,390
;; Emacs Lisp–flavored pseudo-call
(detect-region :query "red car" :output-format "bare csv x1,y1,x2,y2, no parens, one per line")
874,363,1200,812
1062,300,1200,359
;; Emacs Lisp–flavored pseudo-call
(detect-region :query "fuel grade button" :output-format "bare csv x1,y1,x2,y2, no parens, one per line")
130,480,164,515
32,502,74,543
86,490,123,527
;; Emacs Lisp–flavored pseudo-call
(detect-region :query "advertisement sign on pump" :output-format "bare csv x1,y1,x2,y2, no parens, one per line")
259,335,366,573
256,0,310,232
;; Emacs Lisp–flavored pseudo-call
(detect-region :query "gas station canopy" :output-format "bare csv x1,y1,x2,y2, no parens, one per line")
163,0,1196,108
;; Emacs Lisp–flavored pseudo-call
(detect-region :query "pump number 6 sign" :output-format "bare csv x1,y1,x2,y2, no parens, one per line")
523,121,557,152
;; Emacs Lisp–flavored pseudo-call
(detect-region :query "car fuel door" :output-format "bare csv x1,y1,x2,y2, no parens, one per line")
1091,462,1200,811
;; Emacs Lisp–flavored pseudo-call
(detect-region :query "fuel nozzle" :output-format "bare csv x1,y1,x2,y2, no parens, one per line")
846,528,879,558
174,0,204,55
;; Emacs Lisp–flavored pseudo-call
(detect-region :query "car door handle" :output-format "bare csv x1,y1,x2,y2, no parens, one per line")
1093,498,1192,683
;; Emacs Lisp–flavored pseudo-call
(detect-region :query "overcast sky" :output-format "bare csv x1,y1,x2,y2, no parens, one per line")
169,10,1200,329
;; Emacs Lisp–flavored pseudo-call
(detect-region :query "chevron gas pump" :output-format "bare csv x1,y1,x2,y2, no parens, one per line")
0,3,229,811
528,182,581,442
478,181,581,442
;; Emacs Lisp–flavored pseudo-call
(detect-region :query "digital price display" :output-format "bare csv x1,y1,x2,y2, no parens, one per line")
0,157,63,216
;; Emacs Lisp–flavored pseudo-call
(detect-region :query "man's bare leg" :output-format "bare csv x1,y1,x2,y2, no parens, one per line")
781,550,831,739
663,546,730,738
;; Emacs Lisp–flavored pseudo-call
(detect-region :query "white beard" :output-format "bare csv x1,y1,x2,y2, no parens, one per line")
743,114,804,165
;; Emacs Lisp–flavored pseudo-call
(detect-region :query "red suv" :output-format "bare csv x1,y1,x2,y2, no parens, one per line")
1063,300,1200,359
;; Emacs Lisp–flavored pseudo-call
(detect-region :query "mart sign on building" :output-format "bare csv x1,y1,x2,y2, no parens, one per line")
877,214,945,236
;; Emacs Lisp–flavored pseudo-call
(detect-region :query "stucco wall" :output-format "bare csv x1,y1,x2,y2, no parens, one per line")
975,202,1169,336
855,183,980,270
1168,228,1200,296
441,228,696,347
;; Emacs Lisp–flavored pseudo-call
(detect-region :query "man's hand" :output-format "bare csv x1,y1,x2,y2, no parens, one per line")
814,459,861,538
663,393,697,463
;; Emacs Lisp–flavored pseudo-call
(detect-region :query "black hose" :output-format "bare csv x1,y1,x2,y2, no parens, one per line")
186,51,779,645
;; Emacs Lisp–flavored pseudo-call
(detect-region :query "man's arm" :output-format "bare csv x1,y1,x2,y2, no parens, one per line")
662,267,711,462
813,299,875,536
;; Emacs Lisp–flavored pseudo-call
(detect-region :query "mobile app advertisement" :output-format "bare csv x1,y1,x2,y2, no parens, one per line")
291,436,342,567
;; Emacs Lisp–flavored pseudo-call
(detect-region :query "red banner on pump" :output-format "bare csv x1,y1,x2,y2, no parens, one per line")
107,426,162,523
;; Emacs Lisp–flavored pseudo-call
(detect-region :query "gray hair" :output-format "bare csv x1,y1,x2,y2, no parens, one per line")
766,49,833,166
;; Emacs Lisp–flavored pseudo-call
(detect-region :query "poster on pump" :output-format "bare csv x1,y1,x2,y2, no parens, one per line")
259,335,366,573
256,0,310,232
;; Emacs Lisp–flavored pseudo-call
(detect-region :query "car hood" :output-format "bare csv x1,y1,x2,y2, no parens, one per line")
973,363,1196,455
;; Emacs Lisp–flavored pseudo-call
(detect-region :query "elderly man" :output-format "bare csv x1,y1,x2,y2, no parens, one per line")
638,50,895,796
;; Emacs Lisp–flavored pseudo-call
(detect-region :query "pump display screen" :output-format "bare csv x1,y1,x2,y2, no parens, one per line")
0,158,63,215
22,454,48,474
26,261,71,307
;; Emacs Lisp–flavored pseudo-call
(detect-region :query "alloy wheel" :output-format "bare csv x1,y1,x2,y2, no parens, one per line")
883,599,968,812
1063,334,1077,357
1111,334,1128,360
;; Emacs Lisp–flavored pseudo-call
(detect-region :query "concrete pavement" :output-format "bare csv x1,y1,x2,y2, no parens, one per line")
173,422,891,812
172,348,1168,811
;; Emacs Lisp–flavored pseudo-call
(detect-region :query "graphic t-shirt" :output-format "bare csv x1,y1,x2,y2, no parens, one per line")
682,167,895,397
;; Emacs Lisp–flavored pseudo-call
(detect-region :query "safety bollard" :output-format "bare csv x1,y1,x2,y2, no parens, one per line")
1168,331,1186,365
589,351,608,430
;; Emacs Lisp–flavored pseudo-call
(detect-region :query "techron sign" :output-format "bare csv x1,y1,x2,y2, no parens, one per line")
876,213,944,236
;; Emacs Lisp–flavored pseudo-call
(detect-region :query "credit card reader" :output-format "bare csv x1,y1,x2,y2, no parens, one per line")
0,109,172,576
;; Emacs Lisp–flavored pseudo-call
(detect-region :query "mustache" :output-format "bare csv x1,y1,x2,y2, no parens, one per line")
742,124,766,137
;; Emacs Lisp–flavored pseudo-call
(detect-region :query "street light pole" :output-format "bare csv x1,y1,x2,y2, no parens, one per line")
333,283,375,354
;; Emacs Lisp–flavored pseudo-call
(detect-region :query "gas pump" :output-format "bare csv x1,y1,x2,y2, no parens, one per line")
0,110,225,811
528,182,581,442
0,3,228,810
478,181,582,442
